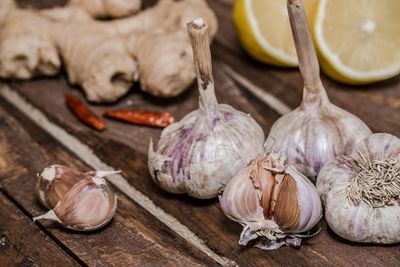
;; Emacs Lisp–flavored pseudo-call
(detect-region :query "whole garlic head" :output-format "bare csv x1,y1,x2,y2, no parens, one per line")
148,19,264,199
317,133,400,244
220,154,322,250
34,175,117,231
265,0,371,181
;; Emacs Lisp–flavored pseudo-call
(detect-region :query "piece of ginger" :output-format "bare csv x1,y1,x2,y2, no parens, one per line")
0,7,60,79
69,0,141,18
0,0,218,103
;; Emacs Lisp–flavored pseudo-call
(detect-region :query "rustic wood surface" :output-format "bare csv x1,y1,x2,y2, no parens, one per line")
0,0,399,266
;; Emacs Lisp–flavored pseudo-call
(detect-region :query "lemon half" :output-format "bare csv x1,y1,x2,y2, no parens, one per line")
314,0,400,84
233,0,317,67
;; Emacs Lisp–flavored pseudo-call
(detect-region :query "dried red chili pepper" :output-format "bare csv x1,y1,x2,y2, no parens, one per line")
65,95,106,131
103,109,174,128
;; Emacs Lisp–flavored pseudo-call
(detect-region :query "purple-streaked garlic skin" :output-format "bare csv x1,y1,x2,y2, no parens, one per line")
34,176,117,231
37,165,92,209
220,155,322,250
265,103,372,182
148,18,264,199
149,104,264,199
317,133,400,244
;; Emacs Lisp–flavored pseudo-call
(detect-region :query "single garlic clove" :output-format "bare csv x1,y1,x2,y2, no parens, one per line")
220,154,322,250
283,166,322,233
34,175,117,231
37,165,120,209
317,133,400,244
37,165,88,209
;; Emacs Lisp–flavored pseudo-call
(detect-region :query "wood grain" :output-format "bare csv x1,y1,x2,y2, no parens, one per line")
0,192,79,266
0,0,399,266
5,64,400,266
0,100,216,266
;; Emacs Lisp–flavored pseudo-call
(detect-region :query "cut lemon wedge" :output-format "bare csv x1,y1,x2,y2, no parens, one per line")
314,0,400,84
233,0,317,67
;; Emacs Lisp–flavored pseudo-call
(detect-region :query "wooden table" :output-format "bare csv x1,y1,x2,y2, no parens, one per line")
0,1,399,266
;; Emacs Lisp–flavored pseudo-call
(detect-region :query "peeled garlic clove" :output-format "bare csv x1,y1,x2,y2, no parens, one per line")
220,154,322,250
148,18,264,199
34,175,117,231
265,0,372,182
317,133,400,244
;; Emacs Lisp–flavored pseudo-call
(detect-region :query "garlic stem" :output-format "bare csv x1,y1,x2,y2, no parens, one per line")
287,0,329,105
187,18,218,115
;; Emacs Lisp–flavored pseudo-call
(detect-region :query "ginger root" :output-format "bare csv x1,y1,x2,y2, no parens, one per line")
54,21,138,102
0,0,218,103
131,30,195,97
69,0,141,18
118,0,218,97
0,7,60,79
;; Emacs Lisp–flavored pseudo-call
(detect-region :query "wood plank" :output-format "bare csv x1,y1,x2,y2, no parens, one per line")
0,99,217,266
4,71,397,266
208,0,400,136
0,192,79,266
3,48,400,267
0,0,399,266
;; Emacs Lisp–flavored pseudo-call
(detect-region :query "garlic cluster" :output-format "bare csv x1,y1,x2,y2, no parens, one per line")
220,154,322,250
35,165,119,231
148,18,264,199
317,133,400,244
265,0,372,182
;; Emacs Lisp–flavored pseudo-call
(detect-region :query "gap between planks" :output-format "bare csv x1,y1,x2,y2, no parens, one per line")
0,84,236,267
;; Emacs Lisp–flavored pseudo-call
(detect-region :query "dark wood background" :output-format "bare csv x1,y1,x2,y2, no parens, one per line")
0,0,399,266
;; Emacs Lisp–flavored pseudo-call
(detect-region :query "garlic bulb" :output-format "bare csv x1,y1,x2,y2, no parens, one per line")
220,154,322,250
34,175,117,231
37,165,119,209
148,18,264,199
265,0,372,181
317,133,400,244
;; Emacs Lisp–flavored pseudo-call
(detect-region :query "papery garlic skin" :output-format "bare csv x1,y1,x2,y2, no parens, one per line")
265,103,372,181
34,176,117,231
317,133,400,243
148,18,264,199
149,104,264,199
264,0,372,182
220,156,322,250
37,165,90,209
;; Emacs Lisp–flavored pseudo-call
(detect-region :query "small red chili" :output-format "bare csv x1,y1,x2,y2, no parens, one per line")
103,109,174,128
65,95,106,131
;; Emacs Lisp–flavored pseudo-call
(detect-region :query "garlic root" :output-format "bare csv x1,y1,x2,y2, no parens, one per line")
317,133,400,244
